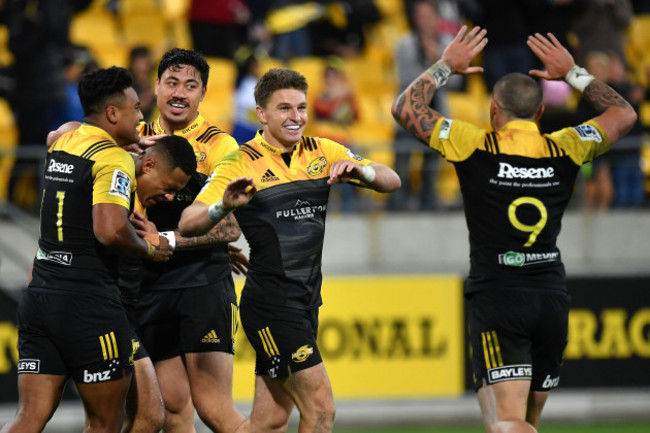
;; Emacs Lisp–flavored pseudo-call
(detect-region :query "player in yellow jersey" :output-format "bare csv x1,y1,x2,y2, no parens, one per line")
391,27,637,433
178,68,400,433
2,67,175,433
135,48,247,433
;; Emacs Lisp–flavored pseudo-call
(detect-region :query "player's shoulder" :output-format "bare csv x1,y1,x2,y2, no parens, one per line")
300,135,342,152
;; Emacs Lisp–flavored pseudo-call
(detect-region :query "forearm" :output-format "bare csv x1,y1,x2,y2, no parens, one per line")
579,76,637,143
363,163,401,193
391,68,445,145
174,213,240,251
178,202,218,237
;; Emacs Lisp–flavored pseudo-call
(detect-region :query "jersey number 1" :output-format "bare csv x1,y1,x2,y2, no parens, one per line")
56,191,65,242
508,197,547,247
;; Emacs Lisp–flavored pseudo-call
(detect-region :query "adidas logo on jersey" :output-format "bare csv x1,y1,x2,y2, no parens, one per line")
261,169,280,183
202,330,220,343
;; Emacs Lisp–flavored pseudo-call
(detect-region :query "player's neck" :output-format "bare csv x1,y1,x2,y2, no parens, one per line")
159,114,198,135
261,131,297,153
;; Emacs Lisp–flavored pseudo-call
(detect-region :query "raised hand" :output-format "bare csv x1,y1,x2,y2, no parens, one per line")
527,33,575,81
222,177,257,210
440,25,488,75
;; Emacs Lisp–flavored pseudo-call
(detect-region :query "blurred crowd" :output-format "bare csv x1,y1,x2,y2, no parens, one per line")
0,0,649,213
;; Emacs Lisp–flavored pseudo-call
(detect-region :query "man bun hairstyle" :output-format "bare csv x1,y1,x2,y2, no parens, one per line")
493,73,543,120
78,66,133,117
158,48,210,88
254,68,308,108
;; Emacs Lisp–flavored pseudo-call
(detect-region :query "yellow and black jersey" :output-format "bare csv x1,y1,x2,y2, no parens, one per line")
429,118,610,294
196,132,372,309
31,125,137,301
139,115,239,289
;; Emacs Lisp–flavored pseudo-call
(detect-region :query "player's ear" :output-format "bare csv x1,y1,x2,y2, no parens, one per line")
534,104,545,122
105,105,119,124
256,105,266,124
142,157,156,173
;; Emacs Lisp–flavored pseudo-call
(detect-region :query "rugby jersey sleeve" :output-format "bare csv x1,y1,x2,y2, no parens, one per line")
547,120,611,165
91,147,137,209
319,137,372,165
206,134,239,172
194,149,250,205
428,118,486,162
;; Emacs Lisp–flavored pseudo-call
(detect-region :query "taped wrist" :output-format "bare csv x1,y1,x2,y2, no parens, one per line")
143,233,160,258
208,200,233,223
565,65,595,93
359,165,376,184
158,231,176,250
425,62,452,88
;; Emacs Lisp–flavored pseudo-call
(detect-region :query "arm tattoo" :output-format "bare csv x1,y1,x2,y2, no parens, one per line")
175,213,240,251
392,74,443,144
583,80,630,113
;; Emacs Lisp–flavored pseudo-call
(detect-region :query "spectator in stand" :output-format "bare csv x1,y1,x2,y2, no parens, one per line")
231,47,261,144
128,47,156,123
388,0,447,211
189,0,250,59
312,57,360,212
62,45,97,123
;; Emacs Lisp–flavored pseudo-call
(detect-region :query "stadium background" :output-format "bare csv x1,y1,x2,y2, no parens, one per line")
0,0,650,431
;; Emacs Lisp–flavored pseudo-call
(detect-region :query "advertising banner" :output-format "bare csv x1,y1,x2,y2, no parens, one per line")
233,275,466,400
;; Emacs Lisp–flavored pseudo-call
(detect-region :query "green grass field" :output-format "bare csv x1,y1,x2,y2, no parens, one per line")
329,423,650,433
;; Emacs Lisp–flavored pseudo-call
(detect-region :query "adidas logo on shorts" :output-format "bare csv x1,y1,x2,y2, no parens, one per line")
202,330,220,344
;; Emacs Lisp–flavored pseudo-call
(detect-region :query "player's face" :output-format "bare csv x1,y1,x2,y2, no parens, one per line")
114,87,143,146
257,88,307,149
137,165,190,208
155,64,205,130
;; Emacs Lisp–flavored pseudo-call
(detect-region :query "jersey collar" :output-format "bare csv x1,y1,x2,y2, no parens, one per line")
151,114,206,136
251,131,294,155
79,124,117,144
500,120,539,132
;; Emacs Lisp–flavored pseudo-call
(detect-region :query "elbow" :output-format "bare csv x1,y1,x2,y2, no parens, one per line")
390,99,402,125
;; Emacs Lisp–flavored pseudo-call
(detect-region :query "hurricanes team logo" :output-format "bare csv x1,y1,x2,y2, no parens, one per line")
194,151,206,163
291,345,314,363
307,157,327,176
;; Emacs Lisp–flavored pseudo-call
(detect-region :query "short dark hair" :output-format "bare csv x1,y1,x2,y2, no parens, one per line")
493,73,543,119
254,68,308,107
150,135,197,176
78,66,133,117
157,48,210,87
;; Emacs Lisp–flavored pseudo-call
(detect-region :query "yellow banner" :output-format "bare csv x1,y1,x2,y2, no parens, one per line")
232,275,465,401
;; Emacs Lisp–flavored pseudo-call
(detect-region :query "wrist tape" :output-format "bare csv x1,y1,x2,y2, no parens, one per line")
565,65,595,93
158,231,176,250
425,62,452,88
208,200,233,223
359,165,376,184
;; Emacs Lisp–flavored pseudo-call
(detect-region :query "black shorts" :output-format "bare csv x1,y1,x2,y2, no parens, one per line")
16,288,134,383
467,288,570,392
138,277,238,362
240,298,322,379
124,302,149,363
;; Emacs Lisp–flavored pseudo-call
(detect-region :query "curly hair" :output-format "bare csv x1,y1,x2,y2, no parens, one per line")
78,66,133,117
157,48,210,87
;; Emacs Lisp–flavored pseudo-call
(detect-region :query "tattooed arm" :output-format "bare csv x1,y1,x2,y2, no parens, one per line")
391,26,488,145
173,213,240,251
528,32,637,144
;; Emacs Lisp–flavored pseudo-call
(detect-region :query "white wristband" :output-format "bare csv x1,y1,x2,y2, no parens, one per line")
425,62,452,88
565,65,595,93
208,200,233,223
359,165,376,184
158,231,176,250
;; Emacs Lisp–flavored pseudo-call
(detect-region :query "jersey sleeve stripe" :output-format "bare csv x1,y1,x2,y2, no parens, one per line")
240,144,262,160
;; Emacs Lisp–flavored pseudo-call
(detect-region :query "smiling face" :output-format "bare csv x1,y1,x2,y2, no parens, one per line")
256,88,307,151
155,64,205,132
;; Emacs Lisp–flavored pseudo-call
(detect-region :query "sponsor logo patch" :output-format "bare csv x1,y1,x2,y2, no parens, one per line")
541,374,560,389
498,251,560,267
47,158,75,174
17,359,40,373
276,200,327,221
291,345,314,363
83,360,120,383
438,119,453,139
202,330,220,343
346,149,364,161
261,169,280,183
487,365,532,384
573,124,602,143
307,157,327,176
108,169,132,201
497,162,555,179
36,248,72,266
